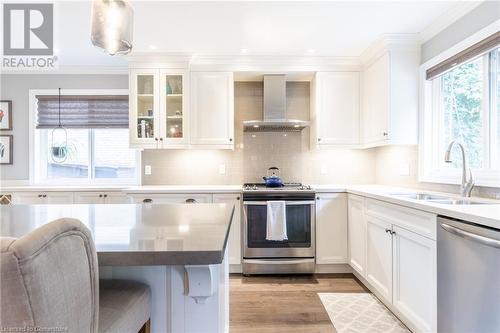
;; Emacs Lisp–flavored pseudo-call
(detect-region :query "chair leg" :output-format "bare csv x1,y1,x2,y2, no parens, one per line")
138,319,151,333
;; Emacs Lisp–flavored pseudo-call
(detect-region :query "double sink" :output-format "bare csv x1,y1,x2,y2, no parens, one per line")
389,192,491,205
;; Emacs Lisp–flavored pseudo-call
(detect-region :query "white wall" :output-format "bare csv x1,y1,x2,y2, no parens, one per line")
421,1,500,63
0,74,128,180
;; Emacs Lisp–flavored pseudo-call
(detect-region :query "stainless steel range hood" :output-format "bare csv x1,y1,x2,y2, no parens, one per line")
243,75,310,132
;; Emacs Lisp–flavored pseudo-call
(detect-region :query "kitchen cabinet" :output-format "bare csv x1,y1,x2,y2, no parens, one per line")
315,193,348,264
349,196,437,333
129,193,212,204
361,47,419,147
12,192,74,204
129,68,189,149
213,193,241,271
366,214,393,303
312,72,360,146
347,194,366,276
73,192,130,204
392,225,436,333
190,72,234,148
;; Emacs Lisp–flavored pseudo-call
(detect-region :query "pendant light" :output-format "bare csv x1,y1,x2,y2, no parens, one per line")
90,0,134,56
50,88,68,163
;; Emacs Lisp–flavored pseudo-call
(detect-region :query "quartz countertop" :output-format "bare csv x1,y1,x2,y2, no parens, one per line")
124,185,242,194
315,184,500,230
0,203,235,266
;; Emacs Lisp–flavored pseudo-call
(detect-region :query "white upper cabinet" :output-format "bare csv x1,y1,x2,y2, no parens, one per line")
312,72,360,146
129,67,189,149
316,193,348,264
361,45,419,147
190,72,234,148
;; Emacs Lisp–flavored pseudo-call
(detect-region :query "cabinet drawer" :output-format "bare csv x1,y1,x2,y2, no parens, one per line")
365,198,436,240
130,193,212,204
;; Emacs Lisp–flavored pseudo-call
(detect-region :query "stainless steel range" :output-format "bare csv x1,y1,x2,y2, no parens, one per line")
242,183,315,275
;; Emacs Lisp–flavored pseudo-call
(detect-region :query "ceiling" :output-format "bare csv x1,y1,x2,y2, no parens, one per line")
51,1,478,67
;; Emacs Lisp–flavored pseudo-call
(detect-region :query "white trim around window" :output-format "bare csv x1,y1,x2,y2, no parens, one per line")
418,20,500,188
29,89,142,185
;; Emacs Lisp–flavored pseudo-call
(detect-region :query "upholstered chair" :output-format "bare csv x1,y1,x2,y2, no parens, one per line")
0,218,151,333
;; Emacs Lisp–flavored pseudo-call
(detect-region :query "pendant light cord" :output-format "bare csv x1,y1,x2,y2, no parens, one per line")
58,87,61,128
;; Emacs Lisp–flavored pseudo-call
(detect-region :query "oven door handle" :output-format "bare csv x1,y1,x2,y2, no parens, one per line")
243,201,315,205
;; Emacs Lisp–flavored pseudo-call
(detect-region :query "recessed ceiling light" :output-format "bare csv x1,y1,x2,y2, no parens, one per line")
307,49,316,55
253,124,259,128
240,48,248,54
149,44,157,50
293,124,300,128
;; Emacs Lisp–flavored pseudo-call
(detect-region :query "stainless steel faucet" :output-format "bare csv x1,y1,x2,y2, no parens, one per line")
444,140,474,197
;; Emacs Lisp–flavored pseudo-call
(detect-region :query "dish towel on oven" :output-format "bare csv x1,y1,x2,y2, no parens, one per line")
266,201,288,241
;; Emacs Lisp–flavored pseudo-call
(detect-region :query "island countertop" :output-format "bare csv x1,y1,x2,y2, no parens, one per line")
0,203,235,266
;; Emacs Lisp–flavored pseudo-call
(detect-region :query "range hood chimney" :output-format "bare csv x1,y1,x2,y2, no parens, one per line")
243,75,310,132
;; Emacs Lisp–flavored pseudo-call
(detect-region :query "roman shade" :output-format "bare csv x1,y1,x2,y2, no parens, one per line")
426,31,500,80
36,95,129,129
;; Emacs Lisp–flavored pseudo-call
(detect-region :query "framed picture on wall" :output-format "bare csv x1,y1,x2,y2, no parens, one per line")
0,101,12,130
0,135,13,165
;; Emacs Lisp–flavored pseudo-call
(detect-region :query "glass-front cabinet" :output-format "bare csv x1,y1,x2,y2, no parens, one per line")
129,68,188,148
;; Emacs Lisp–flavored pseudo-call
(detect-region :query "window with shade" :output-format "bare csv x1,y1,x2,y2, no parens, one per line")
33,92,138,184
420,31,500,187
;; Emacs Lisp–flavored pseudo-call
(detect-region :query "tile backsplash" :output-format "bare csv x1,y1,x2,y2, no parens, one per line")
142,81,376,185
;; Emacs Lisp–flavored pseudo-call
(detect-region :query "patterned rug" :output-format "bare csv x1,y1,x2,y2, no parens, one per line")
318,293,410,333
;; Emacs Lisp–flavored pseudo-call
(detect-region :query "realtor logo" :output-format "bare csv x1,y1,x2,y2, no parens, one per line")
2,3,56,69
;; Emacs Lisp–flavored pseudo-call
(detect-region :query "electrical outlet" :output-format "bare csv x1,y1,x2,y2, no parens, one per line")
399,163,410,176
144,165,152,175
219,164,226,175
320,164,328,175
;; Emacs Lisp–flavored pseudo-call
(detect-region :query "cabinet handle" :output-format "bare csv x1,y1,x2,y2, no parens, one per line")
383,132,388,136
155,138,159,141
316,197,320,200
391,231,397,235
318,138,322,142
385,229,392,234
103,194,108,198
38,194,43,198
185,198,197,203
99,194,103,198
43,195,47,198
236,197,240,200
229,138,233,142
143,198,153,203
159,138,163,141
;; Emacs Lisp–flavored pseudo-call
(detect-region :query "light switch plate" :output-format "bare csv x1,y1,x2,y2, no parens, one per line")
219,164,226,175
144,165,152,175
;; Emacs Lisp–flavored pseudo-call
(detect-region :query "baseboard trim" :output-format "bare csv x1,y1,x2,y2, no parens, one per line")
315,264,352,274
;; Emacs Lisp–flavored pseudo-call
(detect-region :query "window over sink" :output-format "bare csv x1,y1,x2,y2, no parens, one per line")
420,30,500,187
30,90,140,184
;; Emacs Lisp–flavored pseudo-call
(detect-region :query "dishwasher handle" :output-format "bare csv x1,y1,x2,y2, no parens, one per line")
440,222,500,249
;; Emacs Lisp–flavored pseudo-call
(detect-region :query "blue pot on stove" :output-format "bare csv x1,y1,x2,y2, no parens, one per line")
263,167,284,187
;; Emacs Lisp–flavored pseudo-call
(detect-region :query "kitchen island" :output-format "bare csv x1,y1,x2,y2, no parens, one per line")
0,203,235,333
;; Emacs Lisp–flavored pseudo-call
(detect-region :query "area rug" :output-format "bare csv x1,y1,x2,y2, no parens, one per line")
318,293,410,333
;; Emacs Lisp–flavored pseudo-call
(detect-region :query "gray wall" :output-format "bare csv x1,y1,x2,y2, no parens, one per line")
0,74,128,180
421,1,500,63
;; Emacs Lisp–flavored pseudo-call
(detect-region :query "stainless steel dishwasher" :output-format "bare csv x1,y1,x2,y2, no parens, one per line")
437,216,500,333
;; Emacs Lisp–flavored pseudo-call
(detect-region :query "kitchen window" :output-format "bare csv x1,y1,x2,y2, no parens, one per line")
31,90,139,184
420,31,500,187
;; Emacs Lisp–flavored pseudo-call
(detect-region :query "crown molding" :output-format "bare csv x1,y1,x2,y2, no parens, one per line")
360,33,420,66
419,1,483,43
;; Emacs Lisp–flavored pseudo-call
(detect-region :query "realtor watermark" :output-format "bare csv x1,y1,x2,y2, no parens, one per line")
2,3,58,70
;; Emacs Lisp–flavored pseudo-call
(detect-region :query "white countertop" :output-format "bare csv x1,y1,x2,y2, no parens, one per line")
1,183,499,229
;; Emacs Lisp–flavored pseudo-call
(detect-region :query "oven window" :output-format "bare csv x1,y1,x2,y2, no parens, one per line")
246,204,312,248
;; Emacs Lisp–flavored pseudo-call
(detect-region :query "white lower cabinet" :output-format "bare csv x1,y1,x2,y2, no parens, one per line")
12,192,74,204
129,193,212,204
392,225,436,333
213,193,241,270
347,195,366,276
366,215,393,303
316,193,348,264
74,192,130,204
349,196,437,333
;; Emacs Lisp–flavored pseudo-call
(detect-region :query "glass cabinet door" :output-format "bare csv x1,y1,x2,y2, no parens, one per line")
161,72,186,141
136,74,156,139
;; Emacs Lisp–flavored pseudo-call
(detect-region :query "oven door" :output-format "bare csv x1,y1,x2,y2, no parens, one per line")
243,200,315,258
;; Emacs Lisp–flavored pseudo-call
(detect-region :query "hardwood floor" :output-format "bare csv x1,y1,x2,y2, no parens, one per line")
229,273,370,333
